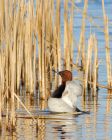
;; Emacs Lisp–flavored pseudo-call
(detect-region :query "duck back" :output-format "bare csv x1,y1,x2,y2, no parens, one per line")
48,97,74,112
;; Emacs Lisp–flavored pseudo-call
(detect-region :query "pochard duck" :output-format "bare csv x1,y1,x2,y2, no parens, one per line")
48,70,83,113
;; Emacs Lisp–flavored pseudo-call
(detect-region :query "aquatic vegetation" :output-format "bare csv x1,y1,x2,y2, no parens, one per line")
0,0,111,131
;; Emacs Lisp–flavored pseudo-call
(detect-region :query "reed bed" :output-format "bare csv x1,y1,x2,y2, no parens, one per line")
0,0,111,131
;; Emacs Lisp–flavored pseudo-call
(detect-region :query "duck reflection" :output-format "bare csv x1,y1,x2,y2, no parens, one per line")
53,125,66,139
48,114,82,140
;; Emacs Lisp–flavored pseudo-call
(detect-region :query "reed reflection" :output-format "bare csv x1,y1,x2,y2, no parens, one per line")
37,117,46,140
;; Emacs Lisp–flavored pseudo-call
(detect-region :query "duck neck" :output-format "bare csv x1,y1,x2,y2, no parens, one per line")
62,81,66,85
52,82,66,98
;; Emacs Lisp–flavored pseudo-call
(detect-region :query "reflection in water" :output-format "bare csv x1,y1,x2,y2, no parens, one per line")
47,120,80,140
0,93,112,140
37,116,46,140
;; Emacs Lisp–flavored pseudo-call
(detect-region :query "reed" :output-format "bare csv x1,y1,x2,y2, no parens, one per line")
0,49,5,129
36,0,54,99
92,35,98,96
84,35,98,96
10,44,16,128
56,0,61,71
102,0,112,87
84,35,93,93
64,0,74,70
54,0,61,86
76,0,88,70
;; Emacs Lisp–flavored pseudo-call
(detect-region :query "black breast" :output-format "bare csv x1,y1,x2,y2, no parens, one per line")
51,84,65,98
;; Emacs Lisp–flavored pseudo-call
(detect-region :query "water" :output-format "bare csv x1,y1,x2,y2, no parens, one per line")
1,93,112,140
1,1,112,140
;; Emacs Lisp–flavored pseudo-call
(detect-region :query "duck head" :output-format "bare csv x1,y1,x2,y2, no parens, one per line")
58,70,72,84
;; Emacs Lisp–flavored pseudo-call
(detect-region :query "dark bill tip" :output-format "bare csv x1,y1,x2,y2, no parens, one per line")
52,69,59,75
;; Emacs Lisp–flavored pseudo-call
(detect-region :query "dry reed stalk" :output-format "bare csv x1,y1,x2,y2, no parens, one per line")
33,42,36,93
19,1,26,88
88,54,92,89
84,35,98,96
7,0,21,127
41,2,46,99
36,0,48,99
5,47,9,129
76,0,88,69
52,0,61,88
4,0,10,128
53,29,58,88
64,0,74,70
44,0,54,96
69,0,74,69
64,0,70,70
9,44,16,127
24,1,34,93
15,1,25,91
84,35,92,92
0,0,5,34
0,50,5,94
56,0,61,72
92,35,98,96
30,0,36,93
14,2,21,92
102,0,112,87
36,1,42,95
0,51,3,129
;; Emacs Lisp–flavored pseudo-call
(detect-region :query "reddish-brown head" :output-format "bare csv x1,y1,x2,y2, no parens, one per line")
59,70,72,84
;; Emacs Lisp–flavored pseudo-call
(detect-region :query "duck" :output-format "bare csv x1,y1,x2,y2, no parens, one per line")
48,70,83,113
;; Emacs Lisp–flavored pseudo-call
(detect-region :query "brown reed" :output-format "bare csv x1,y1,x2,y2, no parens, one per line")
102,0,112,87
84,35,98,96
84,35,93,93
76,0,88,69
64,0,74,70
92,35,98,96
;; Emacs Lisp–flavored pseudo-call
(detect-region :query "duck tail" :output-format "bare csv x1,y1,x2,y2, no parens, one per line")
76,107,90,114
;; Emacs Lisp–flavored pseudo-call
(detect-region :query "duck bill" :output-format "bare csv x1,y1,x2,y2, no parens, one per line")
52,69,59,75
